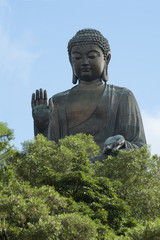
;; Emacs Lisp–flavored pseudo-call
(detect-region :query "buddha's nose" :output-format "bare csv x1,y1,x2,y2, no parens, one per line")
81,55,89,66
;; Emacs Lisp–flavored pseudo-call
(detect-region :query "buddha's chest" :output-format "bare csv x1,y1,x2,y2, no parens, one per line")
66,85,105,128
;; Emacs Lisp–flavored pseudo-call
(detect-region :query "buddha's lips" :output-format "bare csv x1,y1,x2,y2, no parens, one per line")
80,68,91,71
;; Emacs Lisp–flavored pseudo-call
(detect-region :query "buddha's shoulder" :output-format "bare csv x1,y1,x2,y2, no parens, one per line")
106,84,133,96
50,89,70,103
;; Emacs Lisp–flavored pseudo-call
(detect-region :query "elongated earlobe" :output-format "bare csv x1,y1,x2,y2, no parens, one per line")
102,53,111,82
102,66,108,82
72,72,78,84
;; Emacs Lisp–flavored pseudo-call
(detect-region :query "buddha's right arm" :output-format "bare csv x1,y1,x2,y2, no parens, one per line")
32,104,51,138
32,107,50,139
34,120,49,138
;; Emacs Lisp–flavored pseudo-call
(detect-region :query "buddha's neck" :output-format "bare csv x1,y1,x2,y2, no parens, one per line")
78,78,104,90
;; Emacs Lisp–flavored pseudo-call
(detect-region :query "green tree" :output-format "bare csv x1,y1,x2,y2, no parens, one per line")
0,123,134,239
1,121,160,239
8,134,134,233
125,218,160,240
0,122,14,166
94,147,160,220
0,122,14,150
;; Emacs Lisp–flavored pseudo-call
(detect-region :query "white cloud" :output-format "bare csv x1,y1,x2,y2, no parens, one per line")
142,110,160,156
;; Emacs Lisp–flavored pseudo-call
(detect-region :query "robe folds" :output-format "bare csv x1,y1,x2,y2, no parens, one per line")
46,83,146,150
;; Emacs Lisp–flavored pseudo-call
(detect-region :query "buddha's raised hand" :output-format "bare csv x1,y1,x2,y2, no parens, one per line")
31,88,53,126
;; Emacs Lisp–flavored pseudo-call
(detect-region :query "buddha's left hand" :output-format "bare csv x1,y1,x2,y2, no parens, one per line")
103,135,125,155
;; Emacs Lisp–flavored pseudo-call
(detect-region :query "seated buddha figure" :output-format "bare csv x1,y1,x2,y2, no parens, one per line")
31,29,146,155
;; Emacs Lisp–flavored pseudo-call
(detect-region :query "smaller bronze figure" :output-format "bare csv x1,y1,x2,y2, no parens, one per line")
31,29,146,156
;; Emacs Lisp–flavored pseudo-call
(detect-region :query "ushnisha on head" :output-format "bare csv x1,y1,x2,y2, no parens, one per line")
68,29,111,84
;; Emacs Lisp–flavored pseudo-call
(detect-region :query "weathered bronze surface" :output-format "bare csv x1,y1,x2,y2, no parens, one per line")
31,29,146,156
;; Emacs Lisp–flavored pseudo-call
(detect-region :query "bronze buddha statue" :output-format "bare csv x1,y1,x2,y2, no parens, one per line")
31,29,146,156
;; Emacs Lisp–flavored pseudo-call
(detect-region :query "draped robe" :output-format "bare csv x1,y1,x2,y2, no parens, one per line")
44,82,146,150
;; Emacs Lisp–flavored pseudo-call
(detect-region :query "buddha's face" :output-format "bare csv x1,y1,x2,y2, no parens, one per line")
70,44,106,82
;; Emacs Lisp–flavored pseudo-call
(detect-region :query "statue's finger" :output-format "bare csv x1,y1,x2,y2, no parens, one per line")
36,89,40,99
113,141,121,150
40,88,43,104
117,139,125,149
40,88,43,99
44,90,47,105
112,145,119,151
49,98,53,111
35,90,40,105
113,141,124,151
31,93,35,108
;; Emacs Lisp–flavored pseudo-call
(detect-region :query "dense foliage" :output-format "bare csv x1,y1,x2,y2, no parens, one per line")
0,122,160,239
94,147,160,221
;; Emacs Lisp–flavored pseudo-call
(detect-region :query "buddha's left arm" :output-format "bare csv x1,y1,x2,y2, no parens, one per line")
115,89,146,149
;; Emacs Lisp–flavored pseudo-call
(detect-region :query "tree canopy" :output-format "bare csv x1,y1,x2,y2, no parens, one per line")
0,122,160,240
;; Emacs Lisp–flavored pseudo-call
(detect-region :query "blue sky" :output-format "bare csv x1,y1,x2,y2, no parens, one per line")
0,0,160,155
